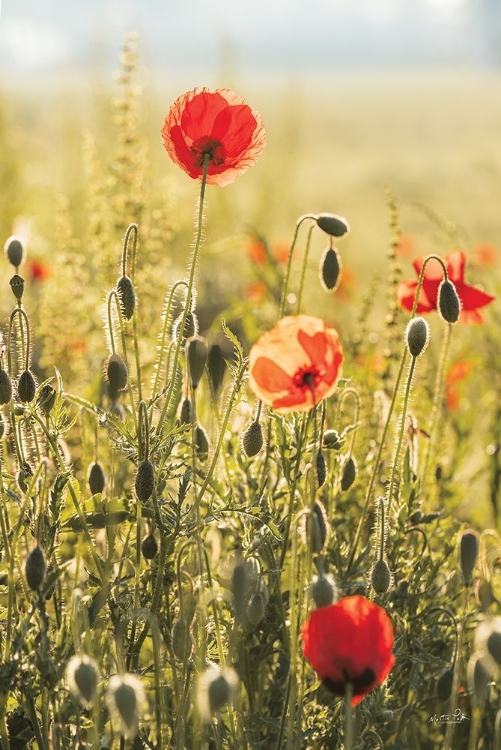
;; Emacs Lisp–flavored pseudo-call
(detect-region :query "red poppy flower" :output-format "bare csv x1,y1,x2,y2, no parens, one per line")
445,359,474,411
302,595,395,707
27,257,50,282
397,250,495,324
161,88,266,187
473,242,497,268
395,233,416,258
248,315,343,413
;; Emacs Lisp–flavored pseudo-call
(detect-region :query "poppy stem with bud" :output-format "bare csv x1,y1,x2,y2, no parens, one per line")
296,223,316,314
279,215,316,317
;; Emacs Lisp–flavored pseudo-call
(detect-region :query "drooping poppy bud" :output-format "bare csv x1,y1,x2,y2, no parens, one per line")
315,214,350,238
116,276,136,320
320,246,342,292
438,279,461,324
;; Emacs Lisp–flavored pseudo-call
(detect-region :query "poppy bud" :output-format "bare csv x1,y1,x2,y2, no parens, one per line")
316,450,327,487
241,420,264,457
207,344,226,397
409,509,423,524
141,534,158,560
196,665,239,722
105,673,147,740
319,247,342,292
405,317,430,358
37,384,56,415
310,501,328,554
135,460,155,502
246,591,266,626
437,667,454,702
475,579,497,611
459,530,479,586
195,425,210,461
187,335,208,389
341,456,357,491
88,462,106,495
178,398,192,425
371,559,392,594
0,369,12,405
17,462,33,493
25,546,46,590
105,353,128,398
487,632,501,666
116,276,136,320
310,574,337,608
315,213,350,238
323,429,341,450
438,280,461,324
172,618,193,660
66,655,99,708
172,311,198,344
9,274,25,302
17,370,37,403
467,654,491,708
5,236,24,268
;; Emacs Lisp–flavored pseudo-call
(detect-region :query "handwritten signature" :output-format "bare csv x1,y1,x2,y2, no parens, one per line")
429,708,469,724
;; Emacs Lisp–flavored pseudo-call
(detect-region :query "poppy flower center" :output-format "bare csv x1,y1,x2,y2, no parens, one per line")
323,667,376,697
191,137,225,167
293,366,321,393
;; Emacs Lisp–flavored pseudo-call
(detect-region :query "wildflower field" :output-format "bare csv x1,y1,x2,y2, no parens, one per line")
2,34,501,750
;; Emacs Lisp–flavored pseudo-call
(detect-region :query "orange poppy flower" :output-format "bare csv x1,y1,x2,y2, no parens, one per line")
473,242,497,268
445,359,474,410
27,257,50,282
395,234,416,258
248,315,343,413
161,88,266,187
245,281,267,303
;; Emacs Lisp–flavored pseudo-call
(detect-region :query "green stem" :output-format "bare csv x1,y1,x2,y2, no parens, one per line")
387,356,417,509
151,281,189,399
296,223,315,313
279,215,316,317
344,685,354,750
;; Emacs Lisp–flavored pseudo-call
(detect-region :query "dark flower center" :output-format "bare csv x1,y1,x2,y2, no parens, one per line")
293,366,321,392
191,137,225,167
323,668,376,697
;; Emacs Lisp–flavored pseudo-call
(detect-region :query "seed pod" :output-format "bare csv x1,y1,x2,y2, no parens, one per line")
323,429,341,450
0,370,12,405
341,456,357,491
106,674,147,740
187,335,208,389
25,546,46,590
241,420,264,457
438,280,461,324
180,398,193,425
88,462,106,495
207,344,226,397
135,460,155,502
106,353,128,399
197,665,239,722
66,655,99,708
5,236,24,268
319,246,342,292
9,274,24,302
467,654,491,708
371,559,392,593
310,574,337,608
171,618,193,660
315,213,350,238
246,591,266,626
310,501,328,554
37,384,56,415
437,667,454,702
459,529,479,586
316,450,327,487
195,425,210,461
141,534,158,560
172,311,198,344
17,370,37,403
405,316,430,358
116,275,136,320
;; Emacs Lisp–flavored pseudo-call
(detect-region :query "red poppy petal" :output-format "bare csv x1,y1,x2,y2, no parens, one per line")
455,282,495,312
162,124,200,179
459,308,485,324
397,280,434,313
250,356,294,394
179,90,229,141
445,250,466,283
212,105,256,157
297,329,329,366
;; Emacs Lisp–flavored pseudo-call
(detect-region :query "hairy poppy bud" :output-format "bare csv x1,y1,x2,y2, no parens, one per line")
371,559,392,593
310,574,337,608
37,384,56,415
187,335,208,389
341,456,357,491
310,501,328,554
246,591,266,626
180,398,193,425
10,274,25,302
196,665,239,722
25,546,46,590
437,667,454,702
0,369,12,405
319,246,342,292
172,618,193,660
106,674,147,740
141,534,158,560
172,311,198,344
5,236,24,268
105,353,128,399
88,462,106,495
207,344,226,397
468,654,491,708
241,420,264,457
459,529,479,586
135,460,155,502
116,276,136,320
487,631,501,666
66,655,99,708
315,213,350,238
17,370,37,403
405,317,430,358
195,425,210,461
475,579,497,611
323,429,341,450
316,450,327,487
438,280,461,324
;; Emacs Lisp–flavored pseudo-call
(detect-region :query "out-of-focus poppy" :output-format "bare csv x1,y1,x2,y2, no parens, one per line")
445,359,474,410
161,88,266,187
27,258,50,282
302,595,395,707
248,315,343,413
397,250,495,324
473,243,497,268
245,281,267,304
395,234,416,258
